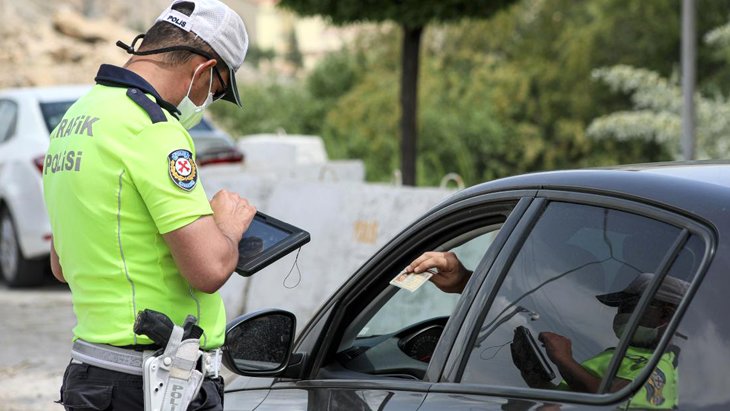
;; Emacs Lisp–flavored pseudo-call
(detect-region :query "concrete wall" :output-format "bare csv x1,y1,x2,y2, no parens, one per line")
201,169,454,327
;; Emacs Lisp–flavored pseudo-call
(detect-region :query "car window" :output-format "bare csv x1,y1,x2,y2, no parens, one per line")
460,201,701,405
332,223,504,379
40,101,76,133
671,236,728,409
0,100,18,143
355,230,500,339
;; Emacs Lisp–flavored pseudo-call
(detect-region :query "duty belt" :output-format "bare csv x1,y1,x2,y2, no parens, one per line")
71,339,222,378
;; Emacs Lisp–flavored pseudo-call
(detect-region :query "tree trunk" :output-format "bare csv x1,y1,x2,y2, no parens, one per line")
400,25,423,186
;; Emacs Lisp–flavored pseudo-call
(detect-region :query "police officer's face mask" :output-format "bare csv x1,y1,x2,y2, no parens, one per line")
612,312,663,347
177,64,214,129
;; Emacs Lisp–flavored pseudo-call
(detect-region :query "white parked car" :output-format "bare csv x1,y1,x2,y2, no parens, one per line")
0,85,90,287
0,85,242,287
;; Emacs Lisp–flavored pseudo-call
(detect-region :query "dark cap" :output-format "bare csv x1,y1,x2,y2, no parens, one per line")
596,273,689,307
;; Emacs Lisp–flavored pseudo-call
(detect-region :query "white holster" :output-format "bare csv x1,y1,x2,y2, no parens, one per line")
143,325,204,411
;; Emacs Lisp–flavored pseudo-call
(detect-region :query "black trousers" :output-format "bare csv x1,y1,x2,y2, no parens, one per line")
58,361,224,410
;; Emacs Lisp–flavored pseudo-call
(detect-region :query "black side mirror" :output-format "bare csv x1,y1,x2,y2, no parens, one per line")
223,309,296,376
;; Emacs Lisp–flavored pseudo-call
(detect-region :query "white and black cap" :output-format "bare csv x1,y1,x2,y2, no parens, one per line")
596,273,690,307
156,0,248,107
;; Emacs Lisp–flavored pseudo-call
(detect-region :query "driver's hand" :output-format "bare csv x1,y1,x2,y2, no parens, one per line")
406,251,471,293
539,331,573,365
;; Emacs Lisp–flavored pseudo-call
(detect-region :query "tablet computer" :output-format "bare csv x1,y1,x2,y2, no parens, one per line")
512,326,555,381
235,212,311,277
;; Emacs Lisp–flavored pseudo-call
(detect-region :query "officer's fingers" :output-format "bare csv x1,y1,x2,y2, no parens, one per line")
236,200,255,215
213,189,232,201
215,189,234,199
210,190,227,204
211,191,237,211
236,196,257,212
240,205,257,231
538,332,554,344
246,204,257,218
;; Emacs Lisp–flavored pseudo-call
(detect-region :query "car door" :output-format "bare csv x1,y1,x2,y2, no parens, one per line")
225,191,537,410
419,191,713,410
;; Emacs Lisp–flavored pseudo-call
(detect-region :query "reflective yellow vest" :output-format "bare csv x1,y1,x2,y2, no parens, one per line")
43,78,224,349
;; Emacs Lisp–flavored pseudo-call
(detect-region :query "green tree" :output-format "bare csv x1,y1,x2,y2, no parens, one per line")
245,45,276,69
588,64,730,159
209,82,322,137
433,0,730,169
212,0,730,184
586,12,730,159
278,0,518,186
285,29,304,72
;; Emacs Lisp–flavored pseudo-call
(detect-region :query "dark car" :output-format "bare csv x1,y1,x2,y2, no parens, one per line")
222,161,730,410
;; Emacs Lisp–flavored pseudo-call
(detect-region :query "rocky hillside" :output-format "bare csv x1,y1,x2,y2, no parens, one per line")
0,0,201,88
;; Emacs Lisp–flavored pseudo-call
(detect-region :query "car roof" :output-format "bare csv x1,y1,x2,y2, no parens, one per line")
444,161,730,222
608,160,730,188
0,84,91,103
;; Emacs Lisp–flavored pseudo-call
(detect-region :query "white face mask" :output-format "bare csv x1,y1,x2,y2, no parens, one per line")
176,64,213,129
613,313,661,347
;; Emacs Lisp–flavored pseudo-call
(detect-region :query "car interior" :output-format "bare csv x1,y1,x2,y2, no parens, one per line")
318,216,508,381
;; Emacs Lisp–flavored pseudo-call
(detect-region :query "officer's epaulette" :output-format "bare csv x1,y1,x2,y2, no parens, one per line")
126,88,167,124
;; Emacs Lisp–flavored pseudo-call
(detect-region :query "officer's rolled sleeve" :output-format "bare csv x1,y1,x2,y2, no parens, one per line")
126,122,213,234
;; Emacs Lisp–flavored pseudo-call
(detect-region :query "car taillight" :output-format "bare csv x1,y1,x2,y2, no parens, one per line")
197,150,244,167
33,155,46,173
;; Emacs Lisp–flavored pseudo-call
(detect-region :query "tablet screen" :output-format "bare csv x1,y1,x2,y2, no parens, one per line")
235,212,310,277
239,219,289,259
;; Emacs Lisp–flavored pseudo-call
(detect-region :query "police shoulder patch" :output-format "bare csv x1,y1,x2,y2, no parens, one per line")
168,149,198,191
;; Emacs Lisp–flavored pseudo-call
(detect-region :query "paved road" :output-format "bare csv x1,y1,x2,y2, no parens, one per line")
0,278,239,411
0,278,74,411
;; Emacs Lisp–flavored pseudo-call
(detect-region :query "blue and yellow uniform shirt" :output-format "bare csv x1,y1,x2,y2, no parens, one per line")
42,65,225,349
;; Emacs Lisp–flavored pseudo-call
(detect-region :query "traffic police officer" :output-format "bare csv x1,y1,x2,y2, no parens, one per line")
43,1,254,409
532,273,686,409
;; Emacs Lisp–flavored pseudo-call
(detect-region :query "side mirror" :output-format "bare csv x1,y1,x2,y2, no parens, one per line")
223,309,296,376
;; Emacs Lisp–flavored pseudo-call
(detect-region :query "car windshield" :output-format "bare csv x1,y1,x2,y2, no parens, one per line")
40,101,76,133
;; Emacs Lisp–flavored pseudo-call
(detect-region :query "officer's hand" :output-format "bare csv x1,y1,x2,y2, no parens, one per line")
539,331,573,365
405,251,471,293
210,189,256,242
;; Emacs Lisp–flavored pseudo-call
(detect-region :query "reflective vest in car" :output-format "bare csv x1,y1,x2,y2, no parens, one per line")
43,69,224,350
559,346,678,409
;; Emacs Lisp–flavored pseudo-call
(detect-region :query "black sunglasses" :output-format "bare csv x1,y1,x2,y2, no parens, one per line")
117,34,228,101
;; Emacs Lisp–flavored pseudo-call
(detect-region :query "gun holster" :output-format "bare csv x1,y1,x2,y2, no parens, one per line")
142,324,204,411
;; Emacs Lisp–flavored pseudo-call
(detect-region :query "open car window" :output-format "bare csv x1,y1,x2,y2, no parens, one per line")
459,201,704,408
353,229,500,341
316,197,517,382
